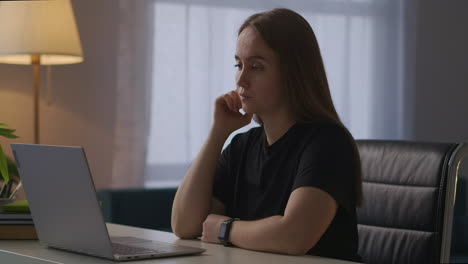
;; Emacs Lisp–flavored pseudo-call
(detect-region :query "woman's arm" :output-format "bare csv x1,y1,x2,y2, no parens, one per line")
171,127,229,238
202,186,337,255
172,90,252,239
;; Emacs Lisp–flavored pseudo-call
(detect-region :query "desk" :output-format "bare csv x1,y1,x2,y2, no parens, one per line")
0,223,358,263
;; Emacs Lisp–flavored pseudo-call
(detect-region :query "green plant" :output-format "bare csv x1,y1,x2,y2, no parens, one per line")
0,123,19,198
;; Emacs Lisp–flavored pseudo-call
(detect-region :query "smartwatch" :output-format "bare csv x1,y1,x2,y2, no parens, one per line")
218,218,240,246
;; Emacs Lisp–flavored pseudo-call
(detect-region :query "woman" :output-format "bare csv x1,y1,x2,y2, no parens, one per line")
171,8,363,262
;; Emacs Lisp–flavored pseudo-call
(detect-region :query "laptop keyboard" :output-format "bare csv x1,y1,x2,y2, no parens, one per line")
112,242,164,255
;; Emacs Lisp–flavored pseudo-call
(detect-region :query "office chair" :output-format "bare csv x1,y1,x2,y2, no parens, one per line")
355,140,467,264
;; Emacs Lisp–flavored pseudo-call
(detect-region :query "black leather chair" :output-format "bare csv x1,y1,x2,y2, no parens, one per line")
356,140,467,264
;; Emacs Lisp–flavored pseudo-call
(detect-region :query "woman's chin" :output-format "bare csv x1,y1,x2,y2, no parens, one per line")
241,105,254,114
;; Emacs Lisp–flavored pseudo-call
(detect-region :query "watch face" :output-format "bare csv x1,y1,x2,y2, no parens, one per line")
219,222,228,239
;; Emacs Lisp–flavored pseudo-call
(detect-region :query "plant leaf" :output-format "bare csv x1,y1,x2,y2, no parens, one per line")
0,145,9,184
0,128,19,139
0,123,7,127
0,134,19,139
0,128,16,134
6,157,19,179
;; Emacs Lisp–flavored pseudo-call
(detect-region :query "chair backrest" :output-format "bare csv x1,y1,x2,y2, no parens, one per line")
355,140,467,264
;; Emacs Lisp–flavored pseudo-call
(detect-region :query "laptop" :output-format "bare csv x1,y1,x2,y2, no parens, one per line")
10,143,206,261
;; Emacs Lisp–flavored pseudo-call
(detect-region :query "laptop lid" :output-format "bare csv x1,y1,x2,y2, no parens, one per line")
11,144,114,259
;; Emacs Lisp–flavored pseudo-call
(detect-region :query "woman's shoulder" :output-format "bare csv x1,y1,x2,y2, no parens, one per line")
298,121,355,152
232,125,263,140
227,125,263,148
300,121,351,140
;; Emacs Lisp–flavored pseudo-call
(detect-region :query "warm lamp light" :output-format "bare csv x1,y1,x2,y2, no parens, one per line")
0,0,83,144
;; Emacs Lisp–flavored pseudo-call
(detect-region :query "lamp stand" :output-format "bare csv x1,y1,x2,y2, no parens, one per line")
31,55,40,144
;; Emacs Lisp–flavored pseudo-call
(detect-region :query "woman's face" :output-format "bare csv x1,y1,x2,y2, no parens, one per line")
235,26,285,116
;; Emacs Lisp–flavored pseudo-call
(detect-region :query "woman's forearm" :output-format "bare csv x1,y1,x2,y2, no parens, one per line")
171,127,229,238
229,216,314,256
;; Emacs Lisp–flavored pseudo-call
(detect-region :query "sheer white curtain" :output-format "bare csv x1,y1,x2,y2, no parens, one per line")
112,0,154,188
145,0,405,186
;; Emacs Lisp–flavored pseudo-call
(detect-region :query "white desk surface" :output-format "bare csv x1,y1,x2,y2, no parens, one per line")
0,223,359,264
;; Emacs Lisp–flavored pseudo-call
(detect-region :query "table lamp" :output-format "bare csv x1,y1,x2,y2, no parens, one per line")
0,0,83,144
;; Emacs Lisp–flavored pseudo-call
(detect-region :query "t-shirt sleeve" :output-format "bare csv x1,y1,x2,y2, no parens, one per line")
292,125,357,209
212,134,239,207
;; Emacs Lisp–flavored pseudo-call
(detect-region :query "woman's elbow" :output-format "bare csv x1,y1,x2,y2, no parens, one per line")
282,231,317,256
171,211,205,239
172,227,197,239
172,221,201,239
274,233,314,255
284,245,311,256
173,229,197,239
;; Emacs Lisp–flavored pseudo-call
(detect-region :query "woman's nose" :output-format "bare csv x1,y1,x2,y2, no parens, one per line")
236,70,249,90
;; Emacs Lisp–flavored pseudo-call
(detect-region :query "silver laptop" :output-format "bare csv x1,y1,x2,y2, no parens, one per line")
10,143,205,261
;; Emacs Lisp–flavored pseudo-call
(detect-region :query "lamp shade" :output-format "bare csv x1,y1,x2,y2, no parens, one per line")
0,0,83,65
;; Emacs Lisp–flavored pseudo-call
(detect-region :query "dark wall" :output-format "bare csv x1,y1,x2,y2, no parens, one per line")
409,0,468,143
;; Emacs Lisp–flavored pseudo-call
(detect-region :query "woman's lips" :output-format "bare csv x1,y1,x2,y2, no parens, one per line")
240,95,252,100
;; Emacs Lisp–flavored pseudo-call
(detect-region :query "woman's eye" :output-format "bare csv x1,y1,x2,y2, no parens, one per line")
234,63,262,71
251,64,263,70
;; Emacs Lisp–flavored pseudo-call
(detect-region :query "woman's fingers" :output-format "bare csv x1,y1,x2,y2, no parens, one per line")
229,91,242,109
234,92,242,109
223,93,236,112
224,91,242,112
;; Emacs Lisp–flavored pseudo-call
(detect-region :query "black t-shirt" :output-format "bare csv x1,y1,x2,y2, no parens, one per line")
213,121,362,262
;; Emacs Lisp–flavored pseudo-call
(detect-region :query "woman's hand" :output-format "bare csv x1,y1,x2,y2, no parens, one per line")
212,90,253,135
201,214,230,244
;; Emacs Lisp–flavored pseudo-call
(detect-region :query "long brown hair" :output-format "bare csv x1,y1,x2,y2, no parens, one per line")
239,8,363,207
